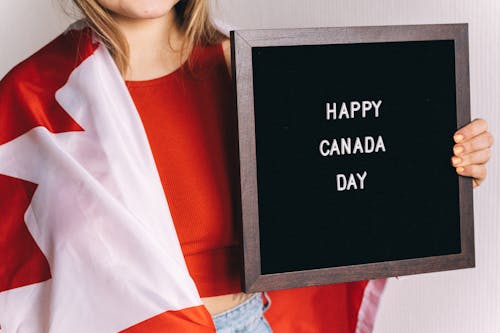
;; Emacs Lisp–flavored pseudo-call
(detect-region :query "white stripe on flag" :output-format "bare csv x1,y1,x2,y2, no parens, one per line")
0,43,202,332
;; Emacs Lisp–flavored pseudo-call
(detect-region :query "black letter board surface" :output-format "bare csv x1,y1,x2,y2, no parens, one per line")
230,24,474,292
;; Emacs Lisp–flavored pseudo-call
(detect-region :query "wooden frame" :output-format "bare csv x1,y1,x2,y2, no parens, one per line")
230,24,474,293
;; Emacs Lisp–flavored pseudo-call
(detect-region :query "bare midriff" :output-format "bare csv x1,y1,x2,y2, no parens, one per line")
202,292,256,315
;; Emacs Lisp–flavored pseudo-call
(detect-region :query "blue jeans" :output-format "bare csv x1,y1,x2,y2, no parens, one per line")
211,292,273,333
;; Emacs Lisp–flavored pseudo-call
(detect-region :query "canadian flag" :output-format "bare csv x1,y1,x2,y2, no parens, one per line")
0,23,214,332
0,22,385,333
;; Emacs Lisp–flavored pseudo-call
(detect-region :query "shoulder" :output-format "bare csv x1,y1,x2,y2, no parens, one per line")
1,26,98,98
2,26,97,85
189,38,232,78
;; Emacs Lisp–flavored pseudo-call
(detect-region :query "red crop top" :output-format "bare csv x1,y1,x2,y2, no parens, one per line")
125,42,242,297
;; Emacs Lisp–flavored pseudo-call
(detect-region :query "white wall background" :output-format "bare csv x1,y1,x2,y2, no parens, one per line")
1,1,498,332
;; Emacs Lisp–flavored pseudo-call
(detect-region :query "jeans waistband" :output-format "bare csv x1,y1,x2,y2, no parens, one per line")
212,292,268,328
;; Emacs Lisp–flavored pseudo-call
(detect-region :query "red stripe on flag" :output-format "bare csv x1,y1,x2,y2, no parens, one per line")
0,174,51,292
120,305,215,333
0,27,98,145
265,281,369,333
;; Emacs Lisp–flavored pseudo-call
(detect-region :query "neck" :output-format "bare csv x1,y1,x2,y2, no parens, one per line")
112,11,187,80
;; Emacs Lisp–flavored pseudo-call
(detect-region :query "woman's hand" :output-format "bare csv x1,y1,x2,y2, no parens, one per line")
451,118,494,187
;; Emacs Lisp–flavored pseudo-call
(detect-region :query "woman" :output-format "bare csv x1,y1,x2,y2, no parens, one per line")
0,0,493,332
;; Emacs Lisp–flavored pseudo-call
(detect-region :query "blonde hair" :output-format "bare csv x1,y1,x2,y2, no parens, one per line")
72,0,225,76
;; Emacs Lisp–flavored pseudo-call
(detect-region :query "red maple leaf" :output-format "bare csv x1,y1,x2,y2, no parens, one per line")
0,174,51,292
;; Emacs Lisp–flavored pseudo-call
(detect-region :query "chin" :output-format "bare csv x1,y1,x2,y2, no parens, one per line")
98,0,180,20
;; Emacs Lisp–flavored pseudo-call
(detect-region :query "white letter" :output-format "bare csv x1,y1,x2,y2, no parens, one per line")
341,137,351,155
362,101,372,117
357,171,367,190
319,140,330,156
375,135,386,152
339,103,350,119
352,137,364,154
326,102,336,120
372,100,382,118
350,101,361,118
337,174,347,191
364,136,374,153
330,139,340,156
347,174,358,190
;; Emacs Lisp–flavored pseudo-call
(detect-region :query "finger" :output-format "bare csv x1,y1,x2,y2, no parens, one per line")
454,118,488,143
453,131,494,156
451,148,491,167
455,164,487,184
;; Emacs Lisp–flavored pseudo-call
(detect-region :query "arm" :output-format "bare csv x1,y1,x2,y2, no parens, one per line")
222,38,232,78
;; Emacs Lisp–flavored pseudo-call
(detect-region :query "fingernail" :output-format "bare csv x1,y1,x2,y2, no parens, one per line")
452,157,462,165
454,146,464,155
456,167,464,173
454,134,464,143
